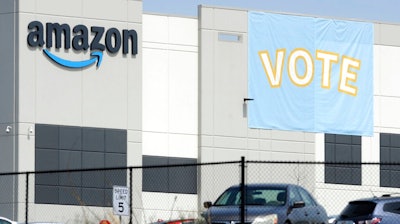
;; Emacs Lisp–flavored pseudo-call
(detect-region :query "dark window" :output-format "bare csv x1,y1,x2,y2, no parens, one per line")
142,156,197,194
339,201,376,219
325,134,361,185
35,124,127,207
380,133,400,188
383,202,400,214
297,187,316,206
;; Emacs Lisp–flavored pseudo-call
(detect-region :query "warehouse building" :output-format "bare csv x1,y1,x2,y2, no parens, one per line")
1,0,400,222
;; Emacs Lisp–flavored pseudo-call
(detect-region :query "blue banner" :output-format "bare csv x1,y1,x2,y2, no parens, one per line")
248,12,373,136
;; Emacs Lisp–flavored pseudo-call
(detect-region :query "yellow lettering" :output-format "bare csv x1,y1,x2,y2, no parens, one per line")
316,50,339,89
258,49,286,88
257,48,361,96
288,48,314,87
339,56,360,96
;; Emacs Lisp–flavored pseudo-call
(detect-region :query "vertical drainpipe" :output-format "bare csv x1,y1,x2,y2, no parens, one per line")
13,0,20,220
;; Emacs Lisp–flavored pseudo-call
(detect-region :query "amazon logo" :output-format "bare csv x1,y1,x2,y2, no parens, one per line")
27,21,138,69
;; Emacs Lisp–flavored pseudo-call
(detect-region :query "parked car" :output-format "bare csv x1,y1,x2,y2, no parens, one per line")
0,216,17,224
202,183,328,224
334,194,400,224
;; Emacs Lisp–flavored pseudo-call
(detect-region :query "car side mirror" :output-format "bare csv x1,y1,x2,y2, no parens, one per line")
204,201,212,208
292,201,305,208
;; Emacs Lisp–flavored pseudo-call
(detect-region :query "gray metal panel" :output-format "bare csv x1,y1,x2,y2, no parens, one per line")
59,126,82,150
142,156,197,194
351,145,362,163
168,157,197,194
81,188,105,206
83,128,105,152
104,189,113,206
380,170,391,187
105,169,127,189
335,135,352,145
35,148,59,185
82,151,105,168
105,129,127,153
324,143,335,162
105,153,126,167
391,149,400,163
350,168,362,185
104,153,127,188
381,133,391,147
82,152,105,188
335,144,352,163
335,167,353,184
324,166,336,183
82,170,105,188
380,146,390,163
35,185,59,204
391,171,400,187
35,124,59,149
59,186,81,205
352,136,362,145
391,134,400,148
325,134,335,143
35,124,128,206
142,156,168,192
59,150,82,187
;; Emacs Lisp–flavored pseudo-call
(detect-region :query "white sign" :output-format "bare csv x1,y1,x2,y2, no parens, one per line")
113,186,130,216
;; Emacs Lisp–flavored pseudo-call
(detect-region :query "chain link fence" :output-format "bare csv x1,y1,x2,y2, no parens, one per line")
0,159,398,224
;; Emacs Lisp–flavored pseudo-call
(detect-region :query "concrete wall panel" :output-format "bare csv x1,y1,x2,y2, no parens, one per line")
142,48,169,132
169,51,198,134
375,45,400,97
199,30,215,136
375,23,400,46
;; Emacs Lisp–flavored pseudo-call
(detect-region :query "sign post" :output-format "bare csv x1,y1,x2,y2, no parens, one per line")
113,185,130,216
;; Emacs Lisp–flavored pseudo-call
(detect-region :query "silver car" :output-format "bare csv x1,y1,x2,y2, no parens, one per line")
202,183,328,224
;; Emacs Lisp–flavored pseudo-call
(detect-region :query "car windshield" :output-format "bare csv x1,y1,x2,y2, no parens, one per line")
213,186,286,206
339,201,377,219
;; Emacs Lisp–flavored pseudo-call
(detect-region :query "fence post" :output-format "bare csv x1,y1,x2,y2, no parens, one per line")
240,156,245,224
129,167,133,224
25,172,29,224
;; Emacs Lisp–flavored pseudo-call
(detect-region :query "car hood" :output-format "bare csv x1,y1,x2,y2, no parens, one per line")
205,205,284,222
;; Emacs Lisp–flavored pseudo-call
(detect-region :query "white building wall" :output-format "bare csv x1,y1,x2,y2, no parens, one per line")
1,1,400,222
0,0,143,222
142,14,198,159
142,14,198,223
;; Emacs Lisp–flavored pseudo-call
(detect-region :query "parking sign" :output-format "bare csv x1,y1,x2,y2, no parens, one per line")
113,186,130,216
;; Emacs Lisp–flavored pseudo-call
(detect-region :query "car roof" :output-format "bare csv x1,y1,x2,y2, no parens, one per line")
228,183,297,189
0,216,15,221
0,216,17,224
349,195,400,203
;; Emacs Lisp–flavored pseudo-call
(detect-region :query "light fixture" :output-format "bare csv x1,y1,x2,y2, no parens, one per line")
28,126,33,134
6,126,12,133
